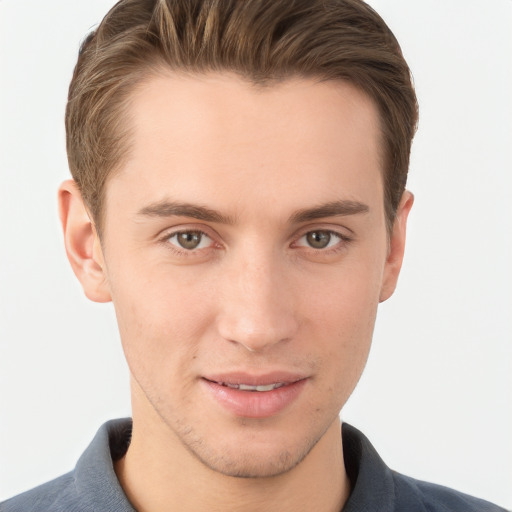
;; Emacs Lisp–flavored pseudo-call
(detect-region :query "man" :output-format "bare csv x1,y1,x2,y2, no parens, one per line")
0,0,508,511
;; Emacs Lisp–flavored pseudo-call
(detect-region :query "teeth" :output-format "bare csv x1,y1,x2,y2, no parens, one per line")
221,382,286,392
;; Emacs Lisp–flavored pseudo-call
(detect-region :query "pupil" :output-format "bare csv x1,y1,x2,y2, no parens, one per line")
178,232,201,249
307,231,330,249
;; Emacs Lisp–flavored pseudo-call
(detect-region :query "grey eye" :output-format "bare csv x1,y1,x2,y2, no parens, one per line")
177,232,202,249
168,231,211,250
306,231,332,249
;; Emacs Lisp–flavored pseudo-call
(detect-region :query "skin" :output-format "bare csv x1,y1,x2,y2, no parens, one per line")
59,73,413,512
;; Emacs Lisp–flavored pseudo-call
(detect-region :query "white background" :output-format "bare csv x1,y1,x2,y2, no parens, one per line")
0,0,511,508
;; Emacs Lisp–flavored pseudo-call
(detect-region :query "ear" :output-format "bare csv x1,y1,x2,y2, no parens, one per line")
58,179,111,303
379,190,414,303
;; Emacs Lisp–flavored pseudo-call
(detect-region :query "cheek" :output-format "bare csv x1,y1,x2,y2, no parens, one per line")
106,258,214,379
306,254,382,334
319,291,377,376
303,260,382,388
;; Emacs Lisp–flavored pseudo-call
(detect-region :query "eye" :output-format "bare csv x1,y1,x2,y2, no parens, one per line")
296,230,344,250
167,230,213,251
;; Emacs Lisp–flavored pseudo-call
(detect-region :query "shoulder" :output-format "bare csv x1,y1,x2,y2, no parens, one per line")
0,418,134,512
341,423,508,512
391,471,509,512
0,472,77,512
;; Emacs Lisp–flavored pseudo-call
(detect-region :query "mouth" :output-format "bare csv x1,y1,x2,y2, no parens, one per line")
201,373,308,418
204,379,288,392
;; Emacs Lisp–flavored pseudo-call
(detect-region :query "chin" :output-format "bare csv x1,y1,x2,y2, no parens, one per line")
193,442,311,479
173,418,326,479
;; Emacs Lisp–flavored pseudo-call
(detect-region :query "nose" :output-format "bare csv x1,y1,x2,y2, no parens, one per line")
216,253,299,352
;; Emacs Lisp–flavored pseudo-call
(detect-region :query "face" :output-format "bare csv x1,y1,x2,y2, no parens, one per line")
87,73,408,477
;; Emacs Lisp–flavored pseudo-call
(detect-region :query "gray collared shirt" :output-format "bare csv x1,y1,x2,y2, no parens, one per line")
0,418,507,512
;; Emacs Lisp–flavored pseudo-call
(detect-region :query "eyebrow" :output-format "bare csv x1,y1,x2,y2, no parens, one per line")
288,200,369,223
137,200,235,224
137,198,369,224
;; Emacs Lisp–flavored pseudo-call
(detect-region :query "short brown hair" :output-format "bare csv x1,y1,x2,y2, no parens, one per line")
66,0,418,234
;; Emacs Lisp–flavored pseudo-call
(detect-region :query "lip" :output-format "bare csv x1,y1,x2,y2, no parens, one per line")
204,371,307,387
201,372,308,418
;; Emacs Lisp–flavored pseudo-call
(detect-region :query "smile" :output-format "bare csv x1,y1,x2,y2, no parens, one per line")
213,381,287,392
202,375,308,418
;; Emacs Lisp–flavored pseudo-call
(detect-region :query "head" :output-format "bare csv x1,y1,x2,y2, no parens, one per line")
60,0,417,480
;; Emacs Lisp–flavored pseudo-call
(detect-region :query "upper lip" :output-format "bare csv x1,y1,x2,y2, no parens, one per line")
203,371,308,386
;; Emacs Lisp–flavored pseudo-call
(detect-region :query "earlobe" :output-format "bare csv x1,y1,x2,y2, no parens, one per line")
58,180,111,303
379,190,414,303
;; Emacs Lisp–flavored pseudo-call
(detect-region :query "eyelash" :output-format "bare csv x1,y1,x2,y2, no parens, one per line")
159,228,352,256
293,230,352,252
159,229,215,257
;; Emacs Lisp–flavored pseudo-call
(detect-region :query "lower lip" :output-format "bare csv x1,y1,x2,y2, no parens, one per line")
202,379,307,418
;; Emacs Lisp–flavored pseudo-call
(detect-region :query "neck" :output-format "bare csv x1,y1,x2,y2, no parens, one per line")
115,392,350,512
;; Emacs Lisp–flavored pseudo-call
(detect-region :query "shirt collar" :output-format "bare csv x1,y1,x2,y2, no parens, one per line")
341,422,396,511
73,418,395,512
74,418,135,512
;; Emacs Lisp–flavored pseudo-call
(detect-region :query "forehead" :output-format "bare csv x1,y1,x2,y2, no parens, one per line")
107,72,384,221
